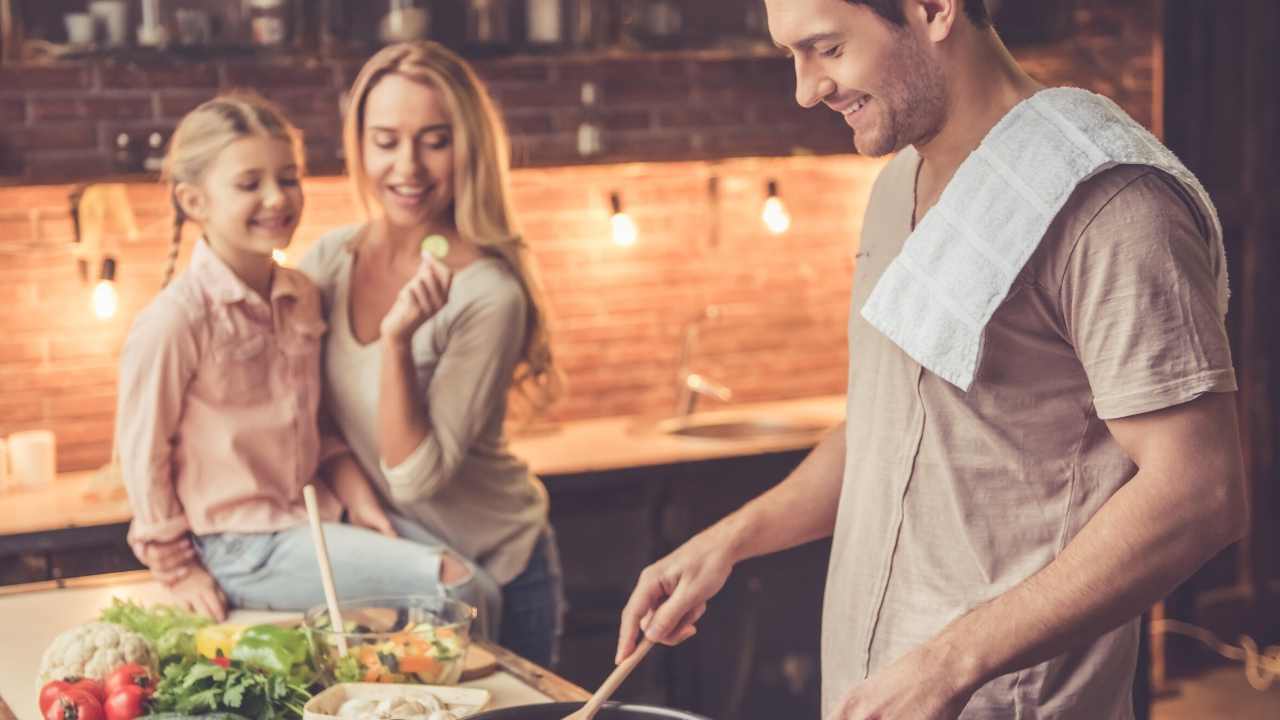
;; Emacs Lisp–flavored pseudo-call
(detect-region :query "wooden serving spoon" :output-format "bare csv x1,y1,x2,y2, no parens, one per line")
562,638,657,720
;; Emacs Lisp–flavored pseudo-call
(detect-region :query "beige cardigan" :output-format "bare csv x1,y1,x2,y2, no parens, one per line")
300,226,548,585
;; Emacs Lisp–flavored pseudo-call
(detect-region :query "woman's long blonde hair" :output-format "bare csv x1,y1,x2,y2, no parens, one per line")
160,93,305,286
344,41,563,410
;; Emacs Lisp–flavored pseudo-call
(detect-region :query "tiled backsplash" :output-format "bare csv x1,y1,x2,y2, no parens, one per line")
0,0,1161,472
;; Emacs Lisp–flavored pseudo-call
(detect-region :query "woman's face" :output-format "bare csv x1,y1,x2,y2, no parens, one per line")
362,73,457,229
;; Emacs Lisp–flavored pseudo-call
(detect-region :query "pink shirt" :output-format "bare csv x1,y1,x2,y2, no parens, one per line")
117,240,342,557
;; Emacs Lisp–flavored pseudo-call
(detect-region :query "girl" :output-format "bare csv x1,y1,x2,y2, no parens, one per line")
299,42,565,665
117,94,501,636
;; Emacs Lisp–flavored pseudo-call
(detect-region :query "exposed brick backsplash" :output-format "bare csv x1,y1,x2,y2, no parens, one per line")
0,0,1161,473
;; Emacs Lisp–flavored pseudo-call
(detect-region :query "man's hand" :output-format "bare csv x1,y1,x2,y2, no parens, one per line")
137,536,197,584
616,529,733,664
827,643,976,720
165,562,228,622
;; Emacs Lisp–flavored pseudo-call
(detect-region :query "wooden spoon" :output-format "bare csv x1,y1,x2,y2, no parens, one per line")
562,637,656,720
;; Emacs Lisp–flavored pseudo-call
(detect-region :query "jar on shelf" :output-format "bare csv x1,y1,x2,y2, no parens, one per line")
379,0,431,44
465,0,513,55
248,0,290,48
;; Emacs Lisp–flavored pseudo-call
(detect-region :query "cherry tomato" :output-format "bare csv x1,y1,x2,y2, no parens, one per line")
38,679,104,713
102,665,153,699
42,688,103,720
103,685,148,720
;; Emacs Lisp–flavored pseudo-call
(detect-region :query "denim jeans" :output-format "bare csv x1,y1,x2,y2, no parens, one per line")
499,525,566,668
194,513,504,641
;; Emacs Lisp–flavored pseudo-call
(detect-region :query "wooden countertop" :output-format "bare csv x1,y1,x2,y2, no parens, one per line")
0,571,588,720
0,395,845,539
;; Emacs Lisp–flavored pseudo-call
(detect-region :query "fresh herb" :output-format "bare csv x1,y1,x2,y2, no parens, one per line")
99,597,211,667
149,658,311,720
332,654,363,683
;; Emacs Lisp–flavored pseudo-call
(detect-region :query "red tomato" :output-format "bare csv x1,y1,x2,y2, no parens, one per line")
103,686,147,720
102,665,153,698
38,679,104,713
42,688,104,720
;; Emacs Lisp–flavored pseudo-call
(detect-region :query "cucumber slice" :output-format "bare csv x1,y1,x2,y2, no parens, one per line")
421,234,450,260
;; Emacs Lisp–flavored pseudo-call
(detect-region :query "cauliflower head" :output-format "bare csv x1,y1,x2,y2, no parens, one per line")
38,622,156,686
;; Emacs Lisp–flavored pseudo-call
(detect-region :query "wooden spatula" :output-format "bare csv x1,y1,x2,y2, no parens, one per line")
562,638,656,720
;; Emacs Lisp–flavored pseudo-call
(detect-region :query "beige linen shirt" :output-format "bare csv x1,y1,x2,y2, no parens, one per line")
822,149,1237,718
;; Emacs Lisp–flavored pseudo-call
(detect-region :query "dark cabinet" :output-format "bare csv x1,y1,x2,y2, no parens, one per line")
546,449,830,719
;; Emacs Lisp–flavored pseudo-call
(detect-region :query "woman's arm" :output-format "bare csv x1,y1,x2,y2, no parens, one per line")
379,268,527,504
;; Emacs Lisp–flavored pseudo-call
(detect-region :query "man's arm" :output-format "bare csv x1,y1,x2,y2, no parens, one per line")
615,421,849,662
831,391,1247,718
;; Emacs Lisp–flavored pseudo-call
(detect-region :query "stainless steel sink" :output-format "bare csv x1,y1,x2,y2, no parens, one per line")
654,414,833,440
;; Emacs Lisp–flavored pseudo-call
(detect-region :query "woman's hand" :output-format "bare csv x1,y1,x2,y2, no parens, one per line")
137,536,198,584
380,257,452,344
165,561,228,621
327,454,398,538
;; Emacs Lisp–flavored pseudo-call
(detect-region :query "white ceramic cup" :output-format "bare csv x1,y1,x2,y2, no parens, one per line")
64,12,96,46
7,430,56,489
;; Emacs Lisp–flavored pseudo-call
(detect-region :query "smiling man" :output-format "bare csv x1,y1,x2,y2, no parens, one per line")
615,1,1248,718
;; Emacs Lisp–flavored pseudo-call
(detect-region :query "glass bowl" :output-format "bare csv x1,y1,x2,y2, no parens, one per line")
304,594,476,685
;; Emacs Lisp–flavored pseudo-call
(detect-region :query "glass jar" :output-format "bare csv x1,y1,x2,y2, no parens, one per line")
248,0,289,48
465,0,512,54
379,0,431,44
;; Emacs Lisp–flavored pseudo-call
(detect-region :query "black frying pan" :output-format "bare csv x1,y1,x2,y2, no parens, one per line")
467,702,713,719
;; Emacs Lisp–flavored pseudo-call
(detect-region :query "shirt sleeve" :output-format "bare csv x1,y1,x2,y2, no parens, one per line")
1060,169,1236,420
117,298,201,556
381,280,528,503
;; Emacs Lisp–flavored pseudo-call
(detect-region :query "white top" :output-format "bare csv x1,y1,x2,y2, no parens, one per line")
300,226,549,585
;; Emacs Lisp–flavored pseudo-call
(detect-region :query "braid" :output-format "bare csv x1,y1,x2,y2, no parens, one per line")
162,199,184,288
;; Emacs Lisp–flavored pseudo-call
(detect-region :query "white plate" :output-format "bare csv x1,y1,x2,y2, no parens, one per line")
303,682,491,719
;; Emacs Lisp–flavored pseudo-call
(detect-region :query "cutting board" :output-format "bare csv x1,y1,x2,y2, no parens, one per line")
462,644,498,681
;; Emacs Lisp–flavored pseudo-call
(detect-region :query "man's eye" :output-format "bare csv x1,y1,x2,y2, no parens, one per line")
238,182,259,191
820,45,843,58
279,177,300,187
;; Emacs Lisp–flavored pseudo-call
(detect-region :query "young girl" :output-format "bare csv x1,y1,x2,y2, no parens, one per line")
299,42,565,665
116,94,501,636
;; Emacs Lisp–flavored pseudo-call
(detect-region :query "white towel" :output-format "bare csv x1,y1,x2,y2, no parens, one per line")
860,87,1228,391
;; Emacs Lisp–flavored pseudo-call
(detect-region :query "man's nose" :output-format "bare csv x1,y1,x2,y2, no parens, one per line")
794,59,836,109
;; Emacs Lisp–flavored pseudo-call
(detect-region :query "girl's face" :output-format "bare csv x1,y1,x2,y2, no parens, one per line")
180,135,303,257
362,73,456,230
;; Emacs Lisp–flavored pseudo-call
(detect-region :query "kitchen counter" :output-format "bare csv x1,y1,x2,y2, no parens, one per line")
0,571,588,720
0,395,845,539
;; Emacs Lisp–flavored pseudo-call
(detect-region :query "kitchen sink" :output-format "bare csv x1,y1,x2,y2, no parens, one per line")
654,414,833,440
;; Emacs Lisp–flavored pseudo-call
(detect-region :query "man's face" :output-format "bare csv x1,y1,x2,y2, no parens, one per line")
766,0,947,156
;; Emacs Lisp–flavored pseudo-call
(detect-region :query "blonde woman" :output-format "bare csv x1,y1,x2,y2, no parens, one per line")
118,94,501,634
299,42,565,664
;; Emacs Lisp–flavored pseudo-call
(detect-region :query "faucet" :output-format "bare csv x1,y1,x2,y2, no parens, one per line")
675,306,733,416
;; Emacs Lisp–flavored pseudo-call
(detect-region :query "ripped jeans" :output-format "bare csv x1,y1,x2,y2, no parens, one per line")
193,513,504,641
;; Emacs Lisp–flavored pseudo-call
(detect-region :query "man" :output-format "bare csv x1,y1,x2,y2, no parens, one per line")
614,1,1247,718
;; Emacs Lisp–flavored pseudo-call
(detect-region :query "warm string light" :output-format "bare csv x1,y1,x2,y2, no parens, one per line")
92,257,118,320
762,179,792,235
610,191,637,247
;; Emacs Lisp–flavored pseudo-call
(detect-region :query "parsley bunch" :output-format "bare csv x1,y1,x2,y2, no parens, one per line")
150,658,312,720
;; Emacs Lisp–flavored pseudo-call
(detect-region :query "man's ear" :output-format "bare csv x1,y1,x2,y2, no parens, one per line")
174,181,207,223
907,0,960,43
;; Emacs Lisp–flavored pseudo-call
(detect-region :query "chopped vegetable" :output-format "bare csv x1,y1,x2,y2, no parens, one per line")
312,622,466,685
421,234,450,260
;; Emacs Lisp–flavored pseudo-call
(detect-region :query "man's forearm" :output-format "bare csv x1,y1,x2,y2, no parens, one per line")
936,461,1245,692
710,421,848,565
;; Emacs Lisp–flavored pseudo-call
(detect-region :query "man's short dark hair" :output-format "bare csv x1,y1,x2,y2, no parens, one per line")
844,0,993,29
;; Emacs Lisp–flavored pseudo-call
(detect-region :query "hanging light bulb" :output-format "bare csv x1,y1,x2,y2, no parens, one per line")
610,191,637,247
271,248,288,265
762,179,792,235
92,257,118,320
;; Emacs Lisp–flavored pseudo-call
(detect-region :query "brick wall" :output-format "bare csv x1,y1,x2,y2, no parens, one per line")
0,0,1161,473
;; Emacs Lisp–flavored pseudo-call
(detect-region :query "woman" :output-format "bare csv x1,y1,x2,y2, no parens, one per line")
299,41,565,665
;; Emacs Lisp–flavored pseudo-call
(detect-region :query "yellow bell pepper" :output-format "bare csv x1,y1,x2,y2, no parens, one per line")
195,623,247,660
